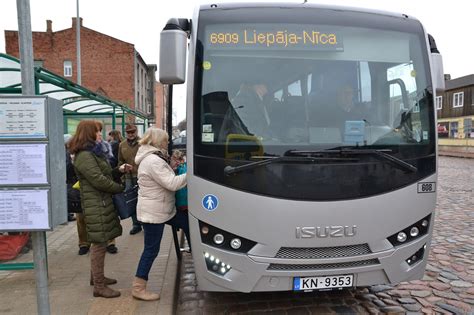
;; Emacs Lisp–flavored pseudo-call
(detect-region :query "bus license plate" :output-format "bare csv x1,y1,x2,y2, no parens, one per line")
293,274,353,291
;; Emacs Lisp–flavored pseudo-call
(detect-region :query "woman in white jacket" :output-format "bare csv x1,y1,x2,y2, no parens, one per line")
131,127,187,301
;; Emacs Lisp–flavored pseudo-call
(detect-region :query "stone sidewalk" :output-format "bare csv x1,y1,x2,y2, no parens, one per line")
176,156,474,314
0,218,180,314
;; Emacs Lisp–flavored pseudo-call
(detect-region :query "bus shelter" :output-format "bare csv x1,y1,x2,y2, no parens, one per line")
0,53,148,135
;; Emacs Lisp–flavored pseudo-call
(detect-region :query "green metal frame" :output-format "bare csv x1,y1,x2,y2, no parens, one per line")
0,53,148,135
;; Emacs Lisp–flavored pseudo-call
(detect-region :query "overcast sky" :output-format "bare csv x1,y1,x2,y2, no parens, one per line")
1,0,472,123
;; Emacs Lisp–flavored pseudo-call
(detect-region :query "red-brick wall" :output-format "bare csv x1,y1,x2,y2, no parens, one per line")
5,19,136,109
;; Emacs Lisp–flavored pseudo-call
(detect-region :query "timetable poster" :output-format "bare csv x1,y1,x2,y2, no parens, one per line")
0,98,46,138
0,190,49,230
0,144,48,185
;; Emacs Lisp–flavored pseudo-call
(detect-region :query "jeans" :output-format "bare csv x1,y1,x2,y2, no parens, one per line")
135,212,189,281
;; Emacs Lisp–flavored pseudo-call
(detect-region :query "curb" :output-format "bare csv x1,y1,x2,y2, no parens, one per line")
157,229,183,315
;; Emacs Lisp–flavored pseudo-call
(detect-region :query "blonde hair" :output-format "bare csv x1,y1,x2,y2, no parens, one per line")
172,149,185,160
139,127,169,149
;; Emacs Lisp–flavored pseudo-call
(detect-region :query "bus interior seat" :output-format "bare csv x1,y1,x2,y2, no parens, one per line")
271,96,308,141
202,91,233,138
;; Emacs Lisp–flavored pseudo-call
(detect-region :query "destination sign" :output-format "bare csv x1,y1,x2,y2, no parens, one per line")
205,24,343,51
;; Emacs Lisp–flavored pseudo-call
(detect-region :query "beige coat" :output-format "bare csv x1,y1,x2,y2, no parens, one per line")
135,144,186,224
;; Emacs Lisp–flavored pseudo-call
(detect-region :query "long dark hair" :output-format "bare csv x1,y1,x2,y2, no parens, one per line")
108,129,123,142
68,120,102,154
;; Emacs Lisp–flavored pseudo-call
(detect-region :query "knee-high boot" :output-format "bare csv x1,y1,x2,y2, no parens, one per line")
90,244,120,298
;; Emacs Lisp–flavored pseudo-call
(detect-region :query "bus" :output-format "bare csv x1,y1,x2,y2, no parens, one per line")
159,3,445,292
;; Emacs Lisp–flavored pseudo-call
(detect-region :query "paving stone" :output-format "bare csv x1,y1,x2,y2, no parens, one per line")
437,276,451,283
369,285,393,293
397,284,431,291
450,280,473,288
435,302,465,315
414,297,431,308
432,289,460,300
462,298,474,305
445,299,473,313
440,272,459,280
373,299,386,308
425,264,441,273
466,287,474,295
410,290,431,298
397,297,417,304
375,292,391,299
402,302,422,312
426,296,443,304
420,308,435,315
429,282,450,291
380,305,406,314
387,290,410,298
382,299,399,306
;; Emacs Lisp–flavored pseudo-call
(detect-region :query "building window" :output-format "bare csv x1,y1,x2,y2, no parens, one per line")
436,96,442,110
453,92,464,108
449,121,458,138
64,60,72,77
464,118,473,138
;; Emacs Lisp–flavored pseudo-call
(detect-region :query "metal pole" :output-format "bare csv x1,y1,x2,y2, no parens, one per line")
167,85,173,153
76,0,81,85
16,1,51,314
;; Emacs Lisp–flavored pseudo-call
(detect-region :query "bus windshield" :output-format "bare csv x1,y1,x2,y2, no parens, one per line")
194,7,436,200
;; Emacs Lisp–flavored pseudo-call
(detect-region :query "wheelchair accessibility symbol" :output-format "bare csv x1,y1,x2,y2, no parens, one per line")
202,194,218,211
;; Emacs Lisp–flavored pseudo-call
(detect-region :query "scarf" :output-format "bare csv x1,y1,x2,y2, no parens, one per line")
153,149,170,165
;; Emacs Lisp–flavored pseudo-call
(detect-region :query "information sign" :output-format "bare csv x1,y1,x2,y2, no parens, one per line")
0,144,48,185
0,98,46,138
0,189,49,230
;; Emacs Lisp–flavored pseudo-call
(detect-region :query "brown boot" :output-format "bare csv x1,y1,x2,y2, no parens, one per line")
90,245,121,298
89,270,117,286
132,277,160,301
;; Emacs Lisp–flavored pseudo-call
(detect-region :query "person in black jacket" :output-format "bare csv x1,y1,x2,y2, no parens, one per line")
108,130,123,168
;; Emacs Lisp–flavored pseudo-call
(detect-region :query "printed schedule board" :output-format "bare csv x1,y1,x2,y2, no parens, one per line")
0,98,46,138
0,96,66,231
0,189,49,230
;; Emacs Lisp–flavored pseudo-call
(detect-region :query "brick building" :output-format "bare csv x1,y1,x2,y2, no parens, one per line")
4,18,162,124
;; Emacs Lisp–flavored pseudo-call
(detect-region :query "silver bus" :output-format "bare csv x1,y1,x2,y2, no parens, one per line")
159,3,445,292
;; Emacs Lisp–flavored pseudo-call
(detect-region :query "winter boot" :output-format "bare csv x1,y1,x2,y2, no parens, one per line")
90,245,121,298
89,270,117,286
132,277,160,301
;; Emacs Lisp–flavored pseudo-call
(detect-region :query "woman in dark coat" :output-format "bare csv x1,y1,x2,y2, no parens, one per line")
68,120,131,298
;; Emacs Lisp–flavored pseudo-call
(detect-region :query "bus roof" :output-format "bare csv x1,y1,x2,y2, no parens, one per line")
198,2,419,23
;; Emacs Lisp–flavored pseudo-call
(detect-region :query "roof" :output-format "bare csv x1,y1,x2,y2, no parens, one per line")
0,53,146,119
199,2,415,20
445,74,474,90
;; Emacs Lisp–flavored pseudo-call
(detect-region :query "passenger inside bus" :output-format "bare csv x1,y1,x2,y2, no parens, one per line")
231,81,273,139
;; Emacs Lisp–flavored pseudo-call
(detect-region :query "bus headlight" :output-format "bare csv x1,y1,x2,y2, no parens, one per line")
397,232,407,243
230,238,242,250
405,244,426,266
199,220,257,253
388,215,431,247
204,252,232,275
213,234,224,245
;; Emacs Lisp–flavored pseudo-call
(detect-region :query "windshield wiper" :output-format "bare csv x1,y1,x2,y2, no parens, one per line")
224,155,356,176
287,148,417,173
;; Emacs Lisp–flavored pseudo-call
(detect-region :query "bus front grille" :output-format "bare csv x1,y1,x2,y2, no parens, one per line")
267,259,379,271
275,244,372,259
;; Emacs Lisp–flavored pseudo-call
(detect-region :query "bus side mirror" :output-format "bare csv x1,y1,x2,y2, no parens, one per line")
428,34,445,93
159,18,189,84
431,53,445,93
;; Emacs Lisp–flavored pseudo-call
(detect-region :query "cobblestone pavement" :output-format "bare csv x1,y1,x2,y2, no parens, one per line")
177,157,474,314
